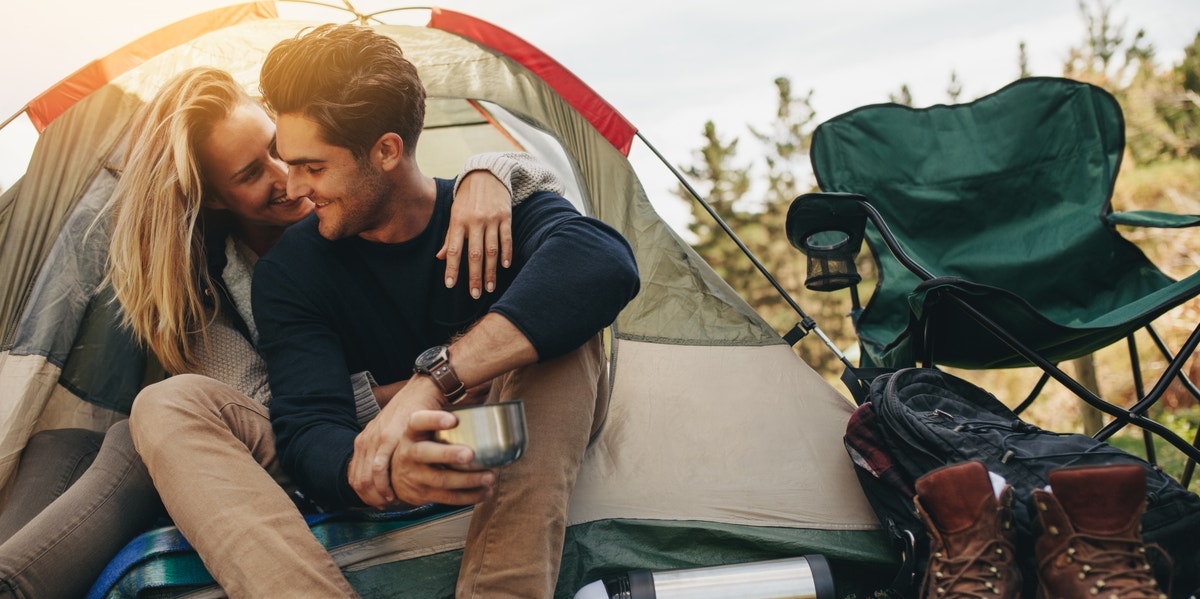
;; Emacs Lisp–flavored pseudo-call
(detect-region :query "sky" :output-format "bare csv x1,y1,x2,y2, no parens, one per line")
2,0,1198,229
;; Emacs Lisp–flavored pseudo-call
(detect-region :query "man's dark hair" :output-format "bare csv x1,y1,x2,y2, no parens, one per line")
260,23,426,161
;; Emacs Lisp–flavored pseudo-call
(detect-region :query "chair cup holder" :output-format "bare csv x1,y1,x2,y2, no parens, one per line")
802,233,862,291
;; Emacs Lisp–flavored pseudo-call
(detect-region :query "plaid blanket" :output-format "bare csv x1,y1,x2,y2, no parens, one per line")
87,504,464,599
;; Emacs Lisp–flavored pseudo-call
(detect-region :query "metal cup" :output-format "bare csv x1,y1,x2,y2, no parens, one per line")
434,400,527,471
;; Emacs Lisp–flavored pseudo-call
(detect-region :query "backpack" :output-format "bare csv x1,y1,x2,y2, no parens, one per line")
843,367,1200,598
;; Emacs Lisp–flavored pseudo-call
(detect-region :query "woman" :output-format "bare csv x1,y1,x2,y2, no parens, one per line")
0,66,560,598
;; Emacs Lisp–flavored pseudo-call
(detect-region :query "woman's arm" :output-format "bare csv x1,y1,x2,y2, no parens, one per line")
441,153,565,299
454,152,565,205
371,379,406,409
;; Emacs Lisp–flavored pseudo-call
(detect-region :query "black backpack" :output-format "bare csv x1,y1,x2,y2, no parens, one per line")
844,367,1200,598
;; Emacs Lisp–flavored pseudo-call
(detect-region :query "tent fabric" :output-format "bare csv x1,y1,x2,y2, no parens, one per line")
0,149,147,493
571,341,872,528
0,86,139,350
0,5,889,597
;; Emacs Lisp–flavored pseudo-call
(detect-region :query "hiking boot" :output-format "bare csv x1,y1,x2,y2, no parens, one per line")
914,460,1021,598
1033,464,1169,599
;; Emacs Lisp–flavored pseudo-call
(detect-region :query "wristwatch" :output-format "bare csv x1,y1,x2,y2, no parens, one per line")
413,345,466,404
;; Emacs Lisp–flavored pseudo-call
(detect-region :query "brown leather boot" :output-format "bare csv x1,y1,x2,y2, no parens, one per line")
1033,464,1169,599
914,460,1021,598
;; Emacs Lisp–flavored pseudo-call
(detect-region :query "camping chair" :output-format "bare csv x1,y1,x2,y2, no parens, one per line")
785,77,1200,479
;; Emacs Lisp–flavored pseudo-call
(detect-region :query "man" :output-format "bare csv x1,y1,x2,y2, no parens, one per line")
253,23,640,598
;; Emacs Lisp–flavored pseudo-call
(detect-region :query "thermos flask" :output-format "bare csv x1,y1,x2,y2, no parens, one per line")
572,554,835,599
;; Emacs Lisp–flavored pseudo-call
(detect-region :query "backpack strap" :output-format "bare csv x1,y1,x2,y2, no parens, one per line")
840,366,897,405
878,523,917,598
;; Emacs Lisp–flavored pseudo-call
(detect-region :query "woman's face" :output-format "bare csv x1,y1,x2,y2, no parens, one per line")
197,101,313,229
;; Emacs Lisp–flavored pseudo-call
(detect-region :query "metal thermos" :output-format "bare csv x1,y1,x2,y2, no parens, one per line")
572,555,836,599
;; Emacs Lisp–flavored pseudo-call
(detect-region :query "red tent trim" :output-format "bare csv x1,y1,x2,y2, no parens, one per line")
428,8,637,156
26,1,278,132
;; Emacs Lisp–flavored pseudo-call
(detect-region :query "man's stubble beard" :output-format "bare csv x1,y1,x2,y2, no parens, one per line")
318,161,392,241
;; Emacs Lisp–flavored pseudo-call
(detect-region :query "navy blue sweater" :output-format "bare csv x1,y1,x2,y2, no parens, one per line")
252,179,639,508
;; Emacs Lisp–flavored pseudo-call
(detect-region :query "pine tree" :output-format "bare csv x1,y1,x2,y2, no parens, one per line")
679,78,865,379
1018,41,1032,79
680,120,753,286
947,71,963,103
888,84,913,106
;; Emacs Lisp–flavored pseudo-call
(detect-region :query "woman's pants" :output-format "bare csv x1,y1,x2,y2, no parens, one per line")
0,421,163,599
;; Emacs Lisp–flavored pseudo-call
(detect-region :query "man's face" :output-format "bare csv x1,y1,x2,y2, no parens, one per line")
274,112,389,241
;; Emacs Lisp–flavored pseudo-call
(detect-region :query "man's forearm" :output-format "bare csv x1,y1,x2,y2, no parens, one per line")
446,313,539,391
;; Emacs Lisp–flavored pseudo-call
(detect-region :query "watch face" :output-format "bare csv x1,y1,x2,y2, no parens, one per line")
415,345,447,372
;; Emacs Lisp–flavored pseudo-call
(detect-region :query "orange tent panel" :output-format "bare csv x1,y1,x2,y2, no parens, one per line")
25,1,277,132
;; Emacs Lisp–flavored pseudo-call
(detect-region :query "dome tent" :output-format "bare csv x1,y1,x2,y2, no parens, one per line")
0,3,891,596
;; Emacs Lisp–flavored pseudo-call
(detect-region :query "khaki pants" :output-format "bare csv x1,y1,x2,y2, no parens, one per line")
130,373,357,598
457,334,608,598
130,334,607,599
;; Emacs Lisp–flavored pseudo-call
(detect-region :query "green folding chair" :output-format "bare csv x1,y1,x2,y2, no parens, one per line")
787,77,1200,478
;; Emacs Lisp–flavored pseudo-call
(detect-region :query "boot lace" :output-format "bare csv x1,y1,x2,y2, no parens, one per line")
1060,533,1170,599
921,538,1016,598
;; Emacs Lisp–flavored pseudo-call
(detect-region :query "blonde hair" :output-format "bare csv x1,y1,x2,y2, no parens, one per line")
106,67,251,374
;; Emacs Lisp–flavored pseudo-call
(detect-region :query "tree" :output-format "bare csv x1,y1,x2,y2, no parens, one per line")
888,84,913,106
1072,0,1127,74
678,78,865,378
1064,1,1198,163
680,120,753,286
1167,33,1200,159
1181,32,1200,92
1018,41,1032,79
946,70,963,103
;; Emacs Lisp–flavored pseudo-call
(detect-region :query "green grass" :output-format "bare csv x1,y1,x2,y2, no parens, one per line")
1105,406,1200,494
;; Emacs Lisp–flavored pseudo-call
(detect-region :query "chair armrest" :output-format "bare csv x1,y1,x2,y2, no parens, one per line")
1106,210,1200,229
786,193,870,291
788,192,935,284
786,193,869,254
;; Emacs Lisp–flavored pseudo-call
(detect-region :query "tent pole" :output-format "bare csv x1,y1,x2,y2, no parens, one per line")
635,132,853,368
0,107,28,133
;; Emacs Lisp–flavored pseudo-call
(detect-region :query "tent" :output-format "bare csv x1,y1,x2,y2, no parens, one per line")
0,2,892,596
